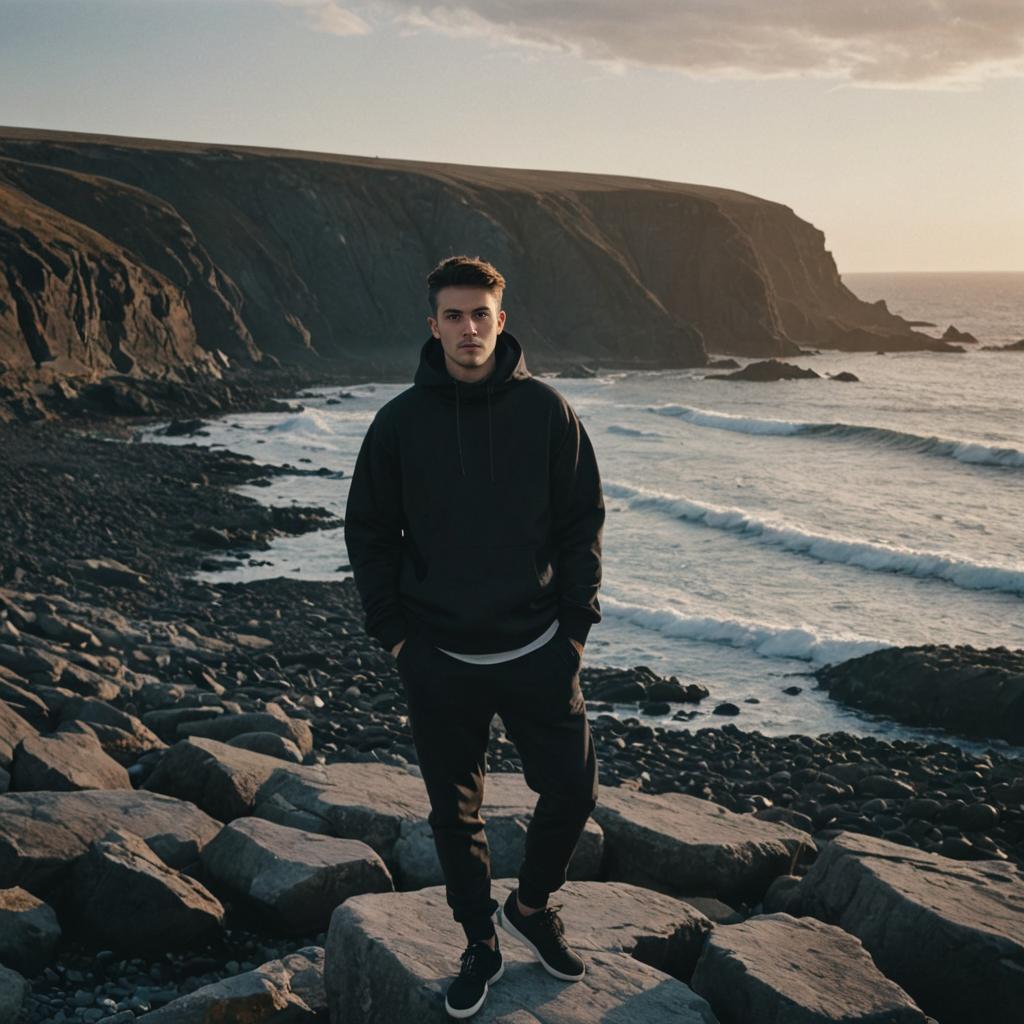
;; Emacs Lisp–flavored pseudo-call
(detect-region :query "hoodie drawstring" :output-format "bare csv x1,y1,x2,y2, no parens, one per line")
455,383,466,477
487,386,495,483
453,381,495,482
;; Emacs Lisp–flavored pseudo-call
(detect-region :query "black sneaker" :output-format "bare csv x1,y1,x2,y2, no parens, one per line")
444,938,504,1019
498,890,585,981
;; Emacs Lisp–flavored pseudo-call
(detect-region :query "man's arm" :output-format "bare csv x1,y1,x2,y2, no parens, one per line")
550,403,605,650
343,412,407,653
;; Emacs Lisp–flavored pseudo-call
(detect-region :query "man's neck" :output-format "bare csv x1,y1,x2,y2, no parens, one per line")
445,352,496,384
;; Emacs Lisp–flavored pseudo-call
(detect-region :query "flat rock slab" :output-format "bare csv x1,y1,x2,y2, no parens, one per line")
691,912,928,1023
792,831,1024,1024
326,879,718,1023
0,788,221,897
593,788,812,902
0,698,38,768
143,736,294,821
200,816,393,934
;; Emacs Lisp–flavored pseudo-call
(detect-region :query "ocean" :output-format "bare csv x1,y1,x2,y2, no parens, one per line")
143,272,1024,753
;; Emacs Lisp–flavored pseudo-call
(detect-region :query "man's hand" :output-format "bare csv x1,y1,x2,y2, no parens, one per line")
391,638,406,658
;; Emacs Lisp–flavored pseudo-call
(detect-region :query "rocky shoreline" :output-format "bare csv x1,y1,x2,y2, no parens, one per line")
1,416,1023,1022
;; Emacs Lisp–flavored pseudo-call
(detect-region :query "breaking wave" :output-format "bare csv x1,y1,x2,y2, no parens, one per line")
602,594,892,665
604,481,1024,596
648,404,1024,468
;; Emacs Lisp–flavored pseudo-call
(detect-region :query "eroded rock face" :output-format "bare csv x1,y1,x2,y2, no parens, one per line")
11,730,132,792
691,912,929,1023
791,831,1024,1024
0,124,950,415
325,880,719,1024
592,787,812,901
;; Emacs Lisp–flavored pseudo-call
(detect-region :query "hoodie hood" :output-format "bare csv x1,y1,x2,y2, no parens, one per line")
413,331,532,481
413,331,531,398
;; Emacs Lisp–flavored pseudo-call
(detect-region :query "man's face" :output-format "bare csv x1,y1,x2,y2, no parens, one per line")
428,286,506,383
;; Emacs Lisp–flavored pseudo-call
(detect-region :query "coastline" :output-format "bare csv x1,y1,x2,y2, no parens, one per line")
1,391,1023,1019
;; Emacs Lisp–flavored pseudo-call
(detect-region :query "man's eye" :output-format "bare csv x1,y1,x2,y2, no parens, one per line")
476,311,489,318
446,314,459,320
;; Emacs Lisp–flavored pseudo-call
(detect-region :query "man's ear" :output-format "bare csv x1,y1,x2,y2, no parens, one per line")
427,315,440,340
497,310,506,333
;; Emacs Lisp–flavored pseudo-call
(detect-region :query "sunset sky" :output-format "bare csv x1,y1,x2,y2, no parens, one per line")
2,0,1022,272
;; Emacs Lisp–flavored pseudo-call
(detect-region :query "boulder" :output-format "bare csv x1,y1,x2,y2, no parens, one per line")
57,695,166,764
68,826,225,953
0,788,221,896
141,705,226,742
592,788,811,901
325,880,718,1023
691,912,928,1023
144,736,293,821
0,698,38,768
67,557,150,590
791,831,1024,1024
0,885,61,975
135,946,326,1023
0,962,28,1020
227,731,304,762
200,817,393,934
252,761,440,858
0,673,50,729
254,765,603,887
11,730,132,791
393,773,603,889
179,704,313,756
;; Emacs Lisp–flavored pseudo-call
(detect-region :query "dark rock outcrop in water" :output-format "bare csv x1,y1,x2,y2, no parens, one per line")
0,126,954,415
707,359,821,381
816,644,1024,745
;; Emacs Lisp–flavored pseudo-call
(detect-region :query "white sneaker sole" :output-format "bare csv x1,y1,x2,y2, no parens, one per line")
497,906,585,982
444,958,504,1019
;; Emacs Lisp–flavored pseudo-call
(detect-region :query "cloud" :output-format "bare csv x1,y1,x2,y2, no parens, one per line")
278,0,371,37
363,0,1024,87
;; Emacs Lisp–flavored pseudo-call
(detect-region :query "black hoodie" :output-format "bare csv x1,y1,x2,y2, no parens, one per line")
344,331,604,655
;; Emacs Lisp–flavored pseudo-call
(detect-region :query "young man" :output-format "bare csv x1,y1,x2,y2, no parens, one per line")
344,255,604,1019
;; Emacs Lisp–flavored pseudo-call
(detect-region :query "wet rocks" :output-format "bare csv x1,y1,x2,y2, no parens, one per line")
790,831,1024,1024
582,665,708,706
816,644,1024,744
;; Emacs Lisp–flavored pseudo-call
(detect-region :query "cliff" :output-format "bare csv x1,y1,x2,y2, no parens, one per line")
0,126,951,404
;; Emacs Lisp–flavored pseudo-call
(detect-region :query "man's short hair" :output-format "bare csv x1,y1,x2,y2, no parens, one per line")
427,256,506,312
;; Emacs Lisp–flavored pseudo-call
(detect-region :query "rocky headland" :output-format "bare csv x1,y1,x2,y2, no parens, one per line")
0,125,960,425
0,411,1022,1023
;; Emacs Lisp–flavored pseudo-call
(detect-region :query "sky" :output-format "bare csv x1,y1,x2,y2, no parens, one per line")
1,0,1022,272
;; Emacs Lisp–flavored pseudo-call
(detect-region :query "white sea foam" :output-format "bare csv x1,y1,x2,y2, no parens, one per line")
607,424,663,438
602,594,892,664
648,404,1024,468
604,481,1024,596
266,407,370,434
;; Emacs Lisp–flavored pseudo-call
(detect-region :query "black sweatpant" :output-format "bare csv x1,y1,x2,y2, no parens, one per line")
396,623,599,943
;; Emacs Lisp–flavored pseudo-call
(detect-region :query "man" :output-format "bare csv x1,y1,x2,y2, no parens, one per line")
344,255,604,1019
